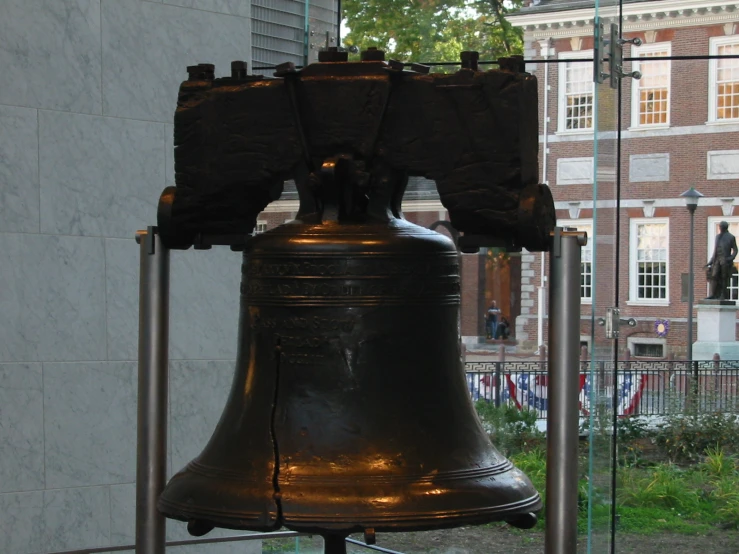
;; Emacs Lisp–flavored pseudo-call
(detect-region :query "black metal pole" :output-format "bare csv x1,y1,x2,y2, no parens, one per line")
688,205,696,363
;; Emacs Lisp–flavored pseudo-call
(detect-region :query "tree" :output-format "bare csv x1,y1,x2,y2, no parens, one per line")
341,0,524,65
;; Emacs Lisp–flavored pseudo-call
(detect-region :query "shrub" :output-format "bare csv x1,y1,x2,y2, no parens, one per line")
654,411,739,462
702,445,738,478
473,401,545,456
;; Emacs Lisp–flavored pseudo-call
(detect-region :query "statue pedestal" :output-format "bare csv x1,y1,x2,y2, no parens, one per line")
693,300,739,360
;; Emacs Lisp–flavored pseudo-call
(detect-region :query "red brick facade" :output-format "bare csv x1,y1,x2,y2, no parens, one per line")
511,2,739,358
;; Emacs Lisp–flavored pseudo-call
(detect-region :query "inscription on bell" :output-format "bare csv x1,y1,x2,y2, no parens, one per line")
254,315,355,333
248,258,458,277
242,280,460,298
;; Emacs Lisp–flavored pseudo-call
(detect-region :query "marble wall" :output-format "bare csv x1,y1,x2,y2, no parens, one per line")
0,1,280,552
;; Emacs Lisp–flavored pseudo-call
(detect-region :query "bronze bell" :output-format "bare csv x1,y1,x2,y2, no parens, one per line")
157,50,554,547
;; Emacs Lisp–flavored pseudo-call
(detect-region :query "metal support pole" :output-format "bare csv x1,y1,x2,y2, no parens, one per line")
546,228,586,554
135,227,170,554
687,206,695,363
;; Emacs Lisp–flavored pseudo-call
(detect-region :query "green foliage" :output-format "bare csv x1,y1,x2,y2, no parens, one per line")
510,448,546,493
341,0,524,64
654,412,739,462
612,506,715,535
473,401,544,456
619,465,700,511
703,445,737,477
618,415,650,441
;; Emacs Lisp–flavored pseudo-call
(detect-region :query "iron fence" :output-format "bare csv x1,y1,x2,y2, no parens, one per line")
464,359,739,420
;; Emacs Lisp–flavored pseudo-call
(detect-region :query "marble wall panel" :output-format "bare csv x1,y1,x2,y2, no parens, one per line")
161,0,251,17
102,0,252,122
629,153,670,183
39,111,164,238
556,157,594,185
707,149,739,180
44,362,137,488
0,234,106,362
109,483,135,546
0,364,44,493
105,241,241,361
105,238,140,361
0,0,102,114
169,247,241,360
0,487,110,554
169,359,235,473
0,106,39,233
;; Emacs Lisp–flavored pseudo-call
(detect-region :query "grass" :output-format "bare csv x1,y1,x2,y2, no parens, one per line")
474,405,739,536
511,444,739,535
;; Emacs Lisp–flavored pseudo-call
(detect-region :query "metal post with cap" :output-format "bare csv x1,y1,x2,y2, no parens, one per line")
135,226,171,554
545,227,587,554
680,187,703,391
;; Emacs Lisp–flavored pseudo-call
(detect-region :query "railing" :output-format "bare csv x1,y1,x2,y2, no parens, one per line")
49,532,404,554
464,360,739,420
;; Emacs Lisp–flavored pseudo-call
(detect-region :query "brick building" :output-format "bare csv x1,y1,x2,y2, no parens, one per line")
509,0,739,357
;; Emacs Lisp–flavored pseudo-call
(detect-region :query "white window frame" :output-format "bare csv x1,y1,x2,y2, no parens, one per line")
627,337,666,359
630,42,671,129
628,217,670,306
706,216,739,301
559,218,593,303
254,220,268,234
557,50,594,134
708,35,739,124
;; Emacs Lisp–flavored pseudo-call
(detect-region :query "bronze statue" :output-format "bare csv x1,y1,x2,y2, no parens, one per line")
706,221,738,300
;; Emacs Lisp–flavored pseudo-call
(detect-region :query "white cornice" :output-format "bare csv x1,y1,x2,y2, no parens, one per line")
510,0,739,37
554,197,738,210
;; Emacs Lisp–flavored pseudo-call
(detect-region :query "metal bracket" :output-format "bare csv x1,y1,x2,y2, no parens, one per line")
594,19,642,89
597,307,637,339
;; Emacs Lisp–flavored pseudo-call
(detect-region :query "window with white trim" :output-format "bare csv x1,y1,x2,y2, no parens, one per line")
627,337,666,359
631,42,671,128
707,217,739,301
630,218,669,303
559,219,593,301
254,221,268,234
558,51,594,132
709,36,739,122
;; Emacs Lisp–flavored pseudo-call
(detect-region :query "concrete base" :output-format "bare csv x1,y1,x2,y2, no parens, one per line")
693,301,739,360
693,341,739,360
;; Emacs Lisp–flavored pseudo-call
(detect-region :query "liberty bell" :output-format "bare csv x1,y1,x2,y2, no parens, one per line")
156,49,555,549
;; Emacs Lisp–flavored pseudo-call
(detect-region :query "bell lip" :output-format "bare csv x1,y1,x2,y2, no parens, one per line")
281,492,542,532
157,495,281,533
157,492,542,534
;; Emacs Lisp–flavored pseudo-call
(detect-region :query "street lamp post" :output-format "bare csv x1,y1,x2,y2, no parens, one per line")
680,187,704,363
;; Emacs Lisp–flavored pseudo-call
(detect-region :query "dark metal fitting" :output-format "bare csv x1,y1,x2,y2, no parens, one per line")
410,62,430,74
360,47,386,61
387,59,405,71
187,519,215,537
274,61,297,77
193,234,213,251
498,56,525,73
460,50,479,70
197,63,215,80
318,47,349,62
186,65,205,81
363,528,376,545
231,60,248,79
